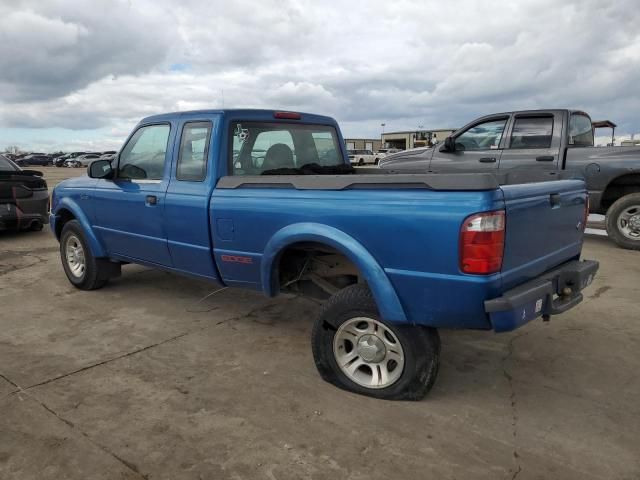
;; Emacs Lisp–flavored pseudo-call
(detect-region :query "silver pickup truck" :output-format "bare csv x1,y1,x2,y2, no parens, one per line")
380,109,640,250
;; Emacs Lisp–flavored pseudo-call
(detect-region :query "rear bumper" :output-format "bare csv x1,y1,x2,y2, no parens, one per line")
484,259,599,332
0,193,49,231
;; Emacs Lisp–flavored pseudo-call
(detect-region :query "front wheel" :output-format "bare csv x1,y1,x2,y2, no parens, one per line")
605,193,640,250
60,220,113,290
311,284,440,400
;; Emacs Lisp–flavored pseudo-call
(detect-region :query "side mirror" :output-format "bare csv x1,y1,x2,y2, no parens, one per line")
88,159,114,179
441,136,456,152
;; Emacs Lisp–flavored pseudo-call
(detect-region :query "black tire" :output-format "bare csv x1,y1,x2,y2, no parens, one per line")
30,221,43,231
605,193,640,250
358,158,364,166
60,220,111,290
311,284,440,401
374,158,380,165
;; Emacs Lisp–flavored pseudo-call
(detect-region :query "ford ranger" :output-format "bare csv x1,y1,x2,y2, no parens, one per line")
380,109,640,250
50,109,598,400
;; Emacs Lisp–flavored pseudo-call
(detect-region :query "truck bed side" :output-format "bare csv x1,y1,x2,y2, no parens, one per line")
210,185,504,329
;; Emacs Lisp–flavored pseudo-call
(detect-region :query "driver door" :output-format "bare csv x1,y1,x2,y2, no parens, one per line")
92,123,174,266
429,117,508,173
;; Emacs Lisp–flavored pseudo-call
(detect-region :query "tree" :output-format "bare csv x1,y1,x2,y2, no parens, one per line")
4,145,21,154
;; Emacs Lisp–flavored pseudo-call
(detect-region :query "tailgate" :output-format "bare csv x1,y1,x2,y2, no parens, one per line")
500,179,587,290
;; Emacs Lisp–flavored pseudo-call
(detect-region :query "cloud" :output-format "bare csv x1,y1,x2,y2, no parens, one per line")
0,0,174,102
1,0,640,151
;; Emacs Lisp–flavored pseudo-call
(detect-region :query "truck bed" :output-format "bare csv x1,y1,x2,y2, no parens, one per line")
211,174,588,330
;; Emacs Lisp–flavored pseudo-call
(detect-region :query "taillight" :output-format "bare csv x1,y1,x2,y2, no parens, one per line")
460,210,505,275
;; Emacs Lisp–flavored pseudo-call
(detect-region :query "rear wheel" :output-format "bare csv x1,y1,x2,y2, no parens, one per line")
60,220,112,290
311,284,440,400
605,193,640,250
358,158,364,166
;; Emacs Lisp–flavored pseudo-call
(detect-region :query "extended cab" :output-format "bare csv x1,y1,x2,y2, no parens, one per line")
380,109,640,250
50,109,598,400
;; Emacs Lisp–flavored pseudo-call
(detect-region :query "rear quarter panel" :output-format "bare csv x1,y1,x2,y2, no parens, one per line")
210,187,504,328
565,146,640,213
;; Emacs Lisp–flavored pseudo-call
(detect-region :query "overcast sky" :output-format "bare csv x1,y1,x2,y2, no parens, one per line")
1,0,639,152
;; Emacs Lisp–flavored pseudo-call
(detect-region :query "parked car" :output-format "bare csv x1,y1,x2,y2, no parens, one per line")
380,109,640,250
63,159,81,168
50,109,598,400
348,149,375,165
0,154,49,231
17,154,53,167
56,152,88,167
373,148,402,165
76,153,102,166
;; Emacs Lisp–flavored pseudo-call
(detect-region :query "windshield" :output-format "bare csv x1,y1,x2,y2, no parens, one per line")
231,122,343,175
0,155,19,171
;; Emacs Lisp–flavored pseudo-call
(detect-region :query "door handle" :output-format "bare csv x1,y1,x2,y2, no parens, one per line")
145,195,158,206
536,155,555,162
479,157,497,163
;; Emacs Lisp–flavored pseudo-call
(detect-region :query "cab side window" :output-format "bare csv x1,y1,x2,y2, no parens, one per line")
510,117,553,149
569,114,594,147
118,124,170,180
177,122,211,181
455,119,507,151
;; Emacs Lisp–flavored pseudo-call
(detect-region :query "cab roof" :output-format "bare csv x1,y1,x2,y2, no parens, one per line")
140,109,337,125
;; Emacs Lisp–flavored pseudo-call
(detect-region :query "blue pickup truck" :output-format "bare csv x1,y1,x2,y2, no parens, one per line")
50,109,598,400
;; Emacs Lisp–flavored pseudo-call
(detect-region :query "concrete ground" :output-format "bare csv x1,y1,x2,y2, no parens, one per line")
1,168,639,480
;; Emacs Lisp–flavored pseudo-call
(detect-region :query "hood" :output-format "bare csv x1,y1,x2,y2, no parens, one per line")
55,174,95,191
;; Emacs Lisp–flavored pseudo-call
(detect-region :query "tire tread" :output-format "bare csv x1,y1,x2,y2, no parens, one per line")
311,284,440,401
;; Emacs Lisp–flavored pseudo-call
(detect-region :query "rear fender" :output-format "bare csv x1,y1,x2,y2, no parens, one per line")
53,197,106,257
261,223,408,323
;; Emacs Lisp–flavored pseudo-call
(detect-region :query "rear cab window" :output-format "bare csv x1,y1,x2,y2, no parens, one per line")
0,156,18,171
231,122,342,175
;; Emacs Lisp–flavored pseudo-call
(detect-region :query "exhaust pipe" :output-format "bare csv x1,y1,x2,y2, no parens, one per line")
29,219,43,231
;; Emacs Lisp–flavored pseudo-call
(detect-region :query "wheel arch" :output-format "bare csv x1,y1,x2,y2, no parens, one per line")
53,198,106,257
601,173,640,212
261,223,408,323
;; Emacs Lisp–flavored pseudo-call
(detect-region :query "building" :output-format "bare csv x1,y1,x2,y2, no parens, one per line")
344,138,383,152
381,128,456,150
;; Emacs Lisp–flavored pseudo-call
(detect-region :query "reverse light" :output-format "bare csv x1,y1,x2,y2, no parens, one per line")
274,111,301,120
460,210,505,275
